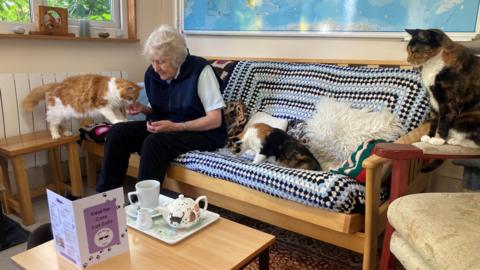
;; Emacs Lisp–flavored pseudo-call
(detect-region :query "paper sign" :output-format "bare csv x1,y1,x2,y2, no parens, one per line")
47,188,129,268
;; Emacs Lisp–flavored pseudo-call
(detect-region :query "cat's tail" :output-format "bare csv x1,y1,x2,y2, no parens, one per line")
21,83,59,112
420,159,444,173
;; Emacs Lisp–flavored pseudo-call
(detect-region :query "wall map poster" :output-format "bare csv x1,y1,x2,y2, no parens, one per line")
182,0,480,39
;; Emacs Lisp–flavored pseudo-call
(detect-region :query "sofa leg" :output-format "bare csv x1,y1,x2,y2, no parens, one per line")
362,245,377,270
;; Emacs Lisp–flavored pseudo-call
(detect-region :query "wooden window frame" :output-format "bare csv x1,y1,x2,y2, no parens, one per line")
0,0,137,42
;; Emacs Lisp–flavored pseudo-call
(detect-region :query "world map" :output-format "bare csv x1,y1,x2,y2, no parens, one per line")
183,0,479,33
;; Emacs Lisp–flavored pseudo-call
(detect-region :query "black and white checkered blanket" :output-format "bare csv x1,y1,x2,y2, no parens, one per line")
173,61,429,213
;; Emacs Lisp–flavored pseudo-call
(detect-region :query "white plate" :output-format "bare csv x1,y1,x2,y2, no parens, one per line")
126,194,220,245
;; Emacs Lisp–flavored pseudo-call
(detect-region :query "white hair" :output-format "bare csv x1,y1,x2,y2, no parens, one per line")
143,25,188,68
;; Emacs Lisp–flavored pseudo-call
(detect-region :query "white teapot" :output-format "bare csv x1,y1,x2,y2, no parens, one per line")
155,194,208,229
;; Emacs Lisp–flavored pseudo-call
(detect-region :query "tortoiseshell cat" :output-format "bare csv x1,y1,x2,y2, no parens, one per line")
406,29,480,171
231,123,322,171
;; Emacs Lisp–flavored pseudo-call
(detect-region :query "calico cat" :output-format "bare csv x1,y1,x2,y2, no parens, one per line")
22,74,141,140
406,29,480,171
232,123,322,170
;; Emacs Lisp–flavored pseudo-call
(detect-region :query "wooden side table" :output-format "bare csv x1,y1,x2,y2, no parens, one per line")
11,218,275,270
0,131,83,225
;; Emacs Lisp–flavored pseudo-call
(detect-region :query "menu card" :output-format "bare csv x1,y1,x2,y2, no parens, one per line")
46,187,129,268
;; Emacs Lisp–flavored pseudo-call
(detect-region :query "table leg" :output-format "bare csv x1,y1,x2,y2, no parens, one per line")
0,198,6,243
259,247,269,270
85,152,97,189
49,148,64,193
67,142,83,197
0,156,12,214
12,156,34,225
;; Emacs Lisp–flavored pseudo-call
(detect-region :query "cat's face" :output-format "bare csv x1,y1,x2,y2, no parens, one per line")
115,79,142,104
406,29,444,66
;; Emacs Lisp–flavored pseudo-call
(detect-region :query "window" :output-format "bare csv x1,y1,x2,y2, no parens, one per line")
0,0,31,23
0,0,128,37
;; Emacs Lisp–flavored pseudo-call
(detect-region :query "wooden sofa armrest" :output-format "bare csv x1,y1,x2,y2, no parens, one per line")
374,142,480,201
375,142,480,161
373,141,480,270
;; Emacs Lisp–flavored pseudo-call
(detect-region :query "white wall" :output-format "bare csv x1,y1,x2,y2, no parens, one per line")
187,35,409,61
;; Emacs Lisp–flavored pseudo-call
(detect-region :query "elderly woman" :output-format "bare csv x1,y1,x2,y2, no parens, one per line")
96,25,226,192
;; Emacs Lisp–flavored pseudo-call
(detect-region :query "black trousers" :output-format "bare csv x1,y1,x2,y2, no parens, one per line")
96,121,223,192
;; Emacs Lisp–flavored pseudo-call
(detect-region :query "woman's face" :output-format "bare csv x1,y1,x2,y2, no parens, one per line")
149,53,177,81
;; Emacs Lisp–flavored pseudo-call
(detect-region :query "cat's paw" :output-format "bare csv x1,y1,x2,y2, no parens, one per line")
420,135,431,142
252,154,267,164
63,130,73,136
447,138,460,145
110,119,124,124
429,137,446,145
51,133,61,140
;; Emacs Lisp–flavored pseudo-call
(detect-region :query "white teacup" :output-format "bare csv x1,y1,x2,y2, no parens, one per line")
136,208,154,230
127,180,160,209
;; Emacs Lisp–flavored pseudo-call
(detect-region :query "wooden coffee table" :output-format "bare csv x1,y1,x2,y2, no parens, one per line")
11,218,275,270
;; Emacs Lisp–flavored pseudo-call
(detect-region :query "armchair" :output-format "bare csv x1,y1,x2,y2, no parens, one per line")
374,142,480,270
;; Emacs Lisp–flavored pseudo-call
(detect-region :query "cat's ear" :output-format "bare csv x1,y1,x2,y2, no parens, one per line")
430,29,446,43
405,29,418,36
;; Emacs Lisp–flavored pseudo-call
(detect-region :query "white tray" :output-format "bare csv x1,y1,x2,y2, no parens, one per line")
126,195,220,245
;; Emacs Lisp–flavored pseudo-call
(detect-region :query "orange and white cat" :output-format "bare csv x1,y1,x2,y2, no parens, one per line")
21,74,141,139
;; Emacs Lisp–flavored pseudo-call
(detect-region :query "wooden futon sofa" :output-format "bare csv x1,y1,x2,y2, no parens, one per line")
83,57,434,270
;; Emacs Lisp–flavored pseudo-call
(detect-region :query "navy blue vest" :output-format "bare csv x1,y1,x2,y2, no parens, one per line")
144,55,226,145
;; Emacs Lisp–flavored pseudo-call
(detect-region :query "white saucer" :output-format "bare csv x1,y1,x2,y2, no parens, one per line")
126,204,162,219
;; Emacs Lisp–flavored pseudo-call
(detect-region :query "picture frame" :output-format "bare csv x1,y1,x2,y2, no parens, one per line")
29,5,75,36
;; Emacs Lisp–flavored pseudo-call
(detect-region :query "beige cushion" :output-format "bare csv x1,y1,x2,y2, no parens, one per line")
388,193,480,270
391,231,434,270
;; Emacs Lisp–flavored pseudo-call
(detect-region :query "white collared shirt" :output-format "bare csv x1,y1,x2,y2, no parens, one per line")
197,65,225,112
169,65,225,112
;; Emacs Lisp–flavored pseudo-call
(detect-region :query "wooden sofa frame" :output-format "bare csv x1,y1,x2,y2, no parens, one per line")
82,57,433,270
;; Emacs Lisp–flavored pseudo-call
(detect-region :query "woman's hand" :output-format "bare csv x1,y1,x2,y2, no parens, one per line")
126,102,145,115
146,120,182,133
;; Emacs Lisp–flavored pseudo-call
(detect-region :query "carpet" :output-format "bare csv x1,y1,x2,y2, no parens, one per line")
0,214,29,252
208,205,363,270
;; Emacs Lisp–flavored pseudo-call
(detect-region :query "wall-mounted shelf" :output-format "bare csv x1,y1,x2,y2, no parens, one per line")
0,33,139,43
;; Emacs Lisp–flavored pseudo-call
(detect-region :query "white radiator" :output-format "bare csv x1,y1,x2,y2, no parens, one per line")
0,71,128,168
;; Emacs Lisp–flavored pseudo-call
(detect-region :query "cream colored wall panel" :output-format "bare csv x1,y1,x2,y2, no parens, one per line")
0,73,20,138
14,74,34,134
13,73,36,168
100,71,113,77
28,73,47,132
186,36,409,61
111,71,121,79
28,73,49,167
